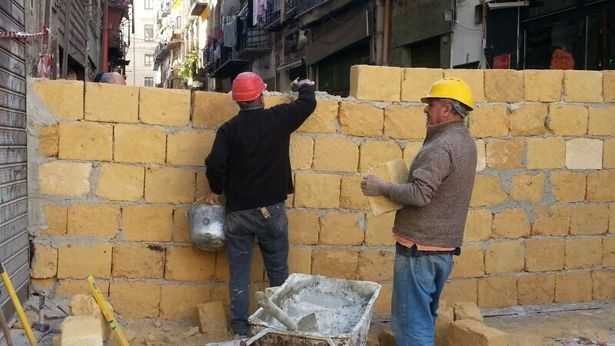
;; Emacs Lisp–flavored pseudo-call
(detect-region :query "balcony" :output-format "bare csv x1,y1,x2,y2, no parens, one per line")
190,0,208,16
238,27,271,57
262,0,299,30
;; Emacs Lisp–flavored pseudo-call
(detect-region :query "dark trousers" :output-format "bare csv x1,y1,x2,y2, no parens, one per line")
224,202,289,335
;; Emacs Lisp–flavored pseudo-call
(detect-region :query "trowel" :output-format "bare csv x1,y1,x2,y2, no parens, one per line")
255,291,318,332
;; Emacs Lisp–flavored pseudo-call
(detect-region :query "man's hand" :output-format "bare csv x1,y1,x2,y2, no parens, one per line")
361,175,388,196
290,78,315,92
205,192,222,205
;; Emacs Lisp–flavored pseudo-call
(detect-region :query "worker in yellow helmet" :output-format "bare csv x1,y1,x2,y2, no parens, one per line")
361,78,477,346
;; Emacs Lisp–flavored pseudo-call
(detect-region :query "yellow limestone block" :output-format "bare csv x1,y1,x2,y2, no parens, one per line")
367,160,408,216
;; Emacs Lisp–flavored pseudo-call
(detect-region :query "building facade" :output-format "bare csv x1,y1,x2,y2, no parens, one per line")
126,0,160,86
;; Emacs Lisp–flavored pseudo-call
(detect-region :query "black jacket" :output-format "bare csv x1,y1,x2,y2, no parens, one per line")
205,85,317,212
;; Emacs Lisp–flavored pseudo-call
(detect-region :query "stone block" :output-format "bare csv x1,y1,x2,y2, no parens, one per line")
565,238,602,269
114,124,166,163
588,106,615,135
56,279,109,297
290,135,313,169
403,142,423,166
70,294,101,316
264,95,292,108
588,171,615,201
384,106,426,139
550,171,586,202
359,140,402,172
340,175,369,209
555,272,592,303
451,244,484,278
296,99,338,133
95,164,144,201
475,140,486,172
532,206,570,236
518,274,555,305
139,87,190,126
145,167,195,203
67,204,120,238
605,139,615,168
123,205,173,241
192,91,238,128
39,161,91,197
478,276,517,308
289,246,312,274
566,138,602,170
464,209,492,241
58,122,113,161
524,69,563,102
564,70,603,102
339,102,384,137
287,209,319,245
42,204,67,235
510,173,544,203
469,105,509,138
197,301,228,338
401,68,443,102
165,246,215,281
569,204,609,235
357,249,394,281
446,319,510,346
320,212,364,245
435,306,453,346
485,139,524,169
58,244,111,279
172,208,190,242
592,270,615,300
85,82,138,122
485,69,524,102
60,315,103,346
167,130,216,165
294,173,341,208
547,104,588,136
441,279,478,306
350,65,402,102
160,285,211,321
33,79,84,119
39,125,59,157
31,244,57,279
470,175,507,207
605,70,615,102
485,241,524,274
311,249,359,280
366,212,395,246
453,302,483,322
110,281,161,319
527,138,565,169
313,136,358,172
195,172,210,202
444,69,485,102
112,244,164,278
526,238,565,272
510,103,547,136
603,237,615,267
492,208,530,239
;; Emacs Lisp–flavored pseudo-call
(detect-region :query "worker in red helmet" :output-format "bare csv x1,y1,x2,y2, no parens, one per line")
205,72,316,337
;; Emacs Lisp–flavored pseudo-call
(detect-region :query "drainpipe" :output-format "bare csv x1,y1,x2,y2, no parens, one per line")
383,0,391,66
102,2,109,72
375,0,384,65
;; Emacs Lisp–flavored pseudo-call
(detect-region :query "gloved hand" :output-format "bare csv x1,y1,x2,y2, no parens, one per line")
361,175,389,196
290,78,315,92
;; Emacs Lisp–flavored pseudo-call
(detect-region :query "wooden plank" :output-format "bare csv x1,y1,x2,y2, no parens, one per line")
0,10,22,32
0,2,25,26
0,129,25,146
0,50,25,77
0,108,25,129
0,91,25,111
0,148,26,164
0,70,25,94
0,198,27,228
0,165,26,185
0,182,26,204
0,215,27,248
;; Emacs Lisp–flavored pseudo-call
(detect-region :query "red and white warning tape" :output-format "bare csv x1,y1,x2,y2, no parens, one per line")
0,27,49,41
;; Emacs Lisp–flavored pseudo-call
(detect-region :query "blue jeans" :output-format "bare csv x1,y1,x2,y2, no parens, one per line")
392,243,454,346
224,202,289,335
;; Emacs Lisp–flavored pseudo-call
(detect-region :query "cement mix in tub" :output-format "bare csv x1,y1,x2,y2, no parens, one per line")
262,279,369,336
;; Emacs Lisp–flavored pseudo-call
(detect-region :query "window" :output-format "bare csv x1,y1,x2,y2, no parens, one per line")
144,24,154,41
144,77,154,87
144,0,153,9
144,54,153,66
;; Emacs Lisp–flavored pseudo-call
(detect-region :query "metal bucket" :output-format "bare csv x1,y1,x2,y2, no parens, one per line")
248,273,381,346
188,204,225,251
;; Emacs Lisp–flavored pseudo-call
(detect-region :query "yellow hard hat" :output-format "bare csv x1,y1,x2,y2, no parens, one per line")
421,78,474,110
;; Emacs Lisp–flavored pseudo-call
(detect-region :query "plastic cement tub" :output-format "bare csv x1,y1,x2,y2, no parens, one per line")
248,273,381,346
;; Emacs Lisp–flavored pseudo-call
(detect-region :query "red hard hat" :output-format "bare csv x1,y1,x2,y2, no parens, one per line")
232,72,267,102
